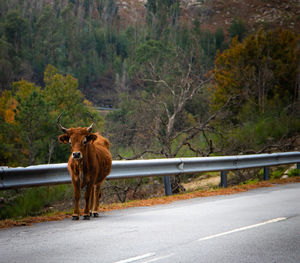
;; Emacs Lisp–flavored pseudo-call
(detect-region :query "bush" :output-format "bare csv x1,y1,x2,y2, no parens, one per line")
271,169,283,180
229,18,247,41
288,169,300,177
0,184,73,220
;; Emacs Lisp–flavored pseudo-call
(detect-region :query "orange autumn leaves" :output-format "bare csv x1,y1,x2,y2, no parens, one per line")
211,29,299,114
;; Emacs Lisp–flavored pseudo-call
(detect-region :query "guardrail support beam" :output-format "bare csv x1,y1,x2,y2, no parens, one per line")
163,176,172,196
264,167,270,180
220,171,227,188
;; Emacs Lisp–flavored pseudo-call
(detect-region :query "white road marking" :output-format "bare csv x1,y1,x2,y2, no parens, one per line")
115,218,287,263
142,254,175,263
198,217,287,242
114,253,155,263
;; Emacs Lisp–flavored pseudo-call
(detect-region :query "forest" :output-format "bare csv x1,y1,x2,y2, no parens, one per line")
0,0,299,166
0,0,300,218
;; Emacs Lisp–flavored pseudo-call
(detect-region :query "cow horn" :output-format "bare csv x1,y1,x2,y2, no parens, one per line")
57,113,68,133
87,122,94,132
87,112,95,132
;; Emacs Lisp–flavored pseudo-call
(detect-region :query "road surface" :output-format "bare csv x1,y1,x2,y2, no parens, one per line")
1,183,300,263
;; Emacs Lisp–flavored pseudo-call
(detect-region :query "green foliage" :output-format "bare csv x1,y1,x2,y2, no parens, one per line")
0,185,73,220
4,10,28,51
0,2,130,96
190,25,229,71
212,29,300,114
0,0,227,105
135,39,169,64
288,169,300,177
271,170,283,179
211,29,300,155
241,178,259,185
15,87,51,165
229,18,247,41
215,109,300,154
106,35,214,160
0,2,298,167
215,27,226,50
145,0,181,38
1,0,299,218
0,65,100,166
0,37,16,89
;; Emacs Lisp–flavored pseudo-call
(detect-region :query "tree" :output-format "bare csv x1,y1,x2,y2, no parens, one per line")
4,10,28,54
212,29,300,116
32,5,64,76
211,29,300,154
0,90,19,166
145,0,181,40
106,40,229,193
0,38,15,91
228,18,247,42
0,65,100,166
14,82,50,165
43,65,102,163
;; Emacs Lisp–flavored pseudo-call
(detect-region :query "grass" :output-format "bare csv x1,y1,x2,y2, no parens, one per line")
0,184,73,220
241,178,260,185
1,176,300,229
288,169,300,177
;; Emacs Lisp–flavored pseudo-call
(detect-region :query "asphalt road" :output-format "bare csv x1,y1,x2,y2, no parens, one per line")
1,183,300,263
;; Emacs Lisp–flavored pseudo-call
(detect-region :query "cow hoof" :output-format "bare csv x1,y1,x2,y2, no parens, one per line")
83,215,90,220
72,215,79,220
93,212,99,218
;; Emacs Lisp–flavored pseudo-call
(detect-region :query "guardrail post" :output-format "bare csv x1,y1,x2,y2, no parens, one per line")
163,176,172,196
220,171,227,188
296,163,300,176
263,167,270,180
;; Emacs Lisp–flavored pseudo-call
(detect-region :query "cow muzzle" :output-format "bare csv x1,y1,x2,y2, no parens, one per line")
72,151,82,160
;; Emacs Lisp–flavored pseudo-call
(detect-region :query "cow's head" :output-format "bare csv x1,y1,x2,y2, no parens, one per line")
57,113,97,160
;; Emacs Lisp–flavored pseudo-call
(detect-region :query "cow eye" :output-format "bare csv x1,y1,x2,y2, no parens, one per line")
69,139,72,146
83,137,87,145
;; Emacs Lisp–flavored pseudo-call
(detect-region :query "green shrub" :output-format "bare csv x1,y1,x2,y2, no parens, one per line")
271,170,283,180
0,184,73,220
241,178,259,185
287,169,300,177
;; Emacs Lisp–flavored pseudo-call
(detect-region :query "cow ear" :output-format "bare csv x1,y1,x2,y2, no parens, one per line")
58,134,70,144
86,134,97,144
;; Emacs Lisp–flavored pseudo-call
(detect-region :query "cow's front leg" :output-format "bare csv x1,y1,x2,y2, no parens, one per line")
72,176,80,220
92,183,102,217
83,182,93,220
89,185,95,216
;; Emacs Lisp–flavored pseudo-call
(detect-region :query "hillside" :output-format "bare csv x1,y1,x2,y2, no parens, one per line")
183,0,300,33
118,0,300,33
98,0,300,105
0,0,299,106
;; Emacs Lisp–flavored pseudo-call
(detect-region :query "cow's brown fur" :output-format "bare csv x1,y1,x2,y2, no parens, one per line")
58,127,112,219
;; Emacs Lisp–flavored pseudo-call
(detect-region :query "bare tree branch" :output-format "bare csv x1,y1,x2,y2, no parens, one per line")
116,150,162,160
172,95,235,156
243,134,300,154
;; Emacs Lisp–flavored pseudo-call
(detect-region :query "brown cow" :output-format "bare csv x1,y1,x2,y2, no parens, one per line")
57,114,112,220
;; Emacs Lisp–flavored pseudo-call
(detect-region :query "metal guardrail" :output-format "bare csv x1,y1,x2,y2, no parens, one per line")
1,152,300,193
